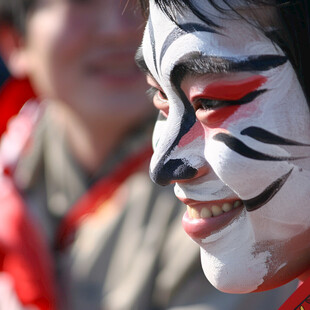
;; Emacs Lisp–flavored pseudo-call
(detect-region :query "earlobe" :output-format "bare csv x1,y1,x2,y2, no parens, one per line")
0,26,28,79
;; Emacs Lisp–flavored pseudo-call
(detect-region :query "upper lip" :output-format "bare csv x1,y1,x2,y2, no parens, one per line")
177,197,200,206
176,196,239,207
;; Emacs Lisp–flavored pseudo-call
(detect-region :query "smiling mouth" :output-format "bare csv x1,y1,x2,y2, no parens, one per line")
182,198,244,239
187,199,243,219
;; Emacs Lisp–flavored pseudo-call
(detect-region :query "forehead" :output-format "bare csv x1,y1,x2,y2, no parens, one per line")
141,0,279,84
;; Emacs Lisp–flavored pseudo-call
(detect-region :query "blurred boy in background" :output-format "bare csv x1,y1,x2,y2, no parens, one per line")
0,0,297,309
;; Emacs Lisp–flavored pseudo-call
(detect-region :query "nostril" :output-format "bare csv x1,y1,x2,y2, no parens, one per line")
150,159,198,186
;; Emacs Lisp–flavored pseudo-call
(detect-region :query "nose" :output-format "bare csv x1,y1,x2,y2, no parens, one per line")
151,159,198,186
150,116,205,186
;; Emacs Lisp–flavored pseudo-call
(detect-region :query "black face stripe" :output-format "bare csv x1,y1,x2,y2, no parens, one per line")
199,89,267,108
159,23,218,69
150,90,197,185
243,168,293,211
241,127,310,146
150,80,197,186
229,89,267,105
179,22,219,34
168,53,288,88
213,133,308,161
226,55,288,72
148,16,159,76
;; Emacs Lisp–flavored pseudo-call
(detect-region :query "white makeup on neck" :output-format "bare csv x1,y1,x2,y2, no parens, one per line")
141,0,310,293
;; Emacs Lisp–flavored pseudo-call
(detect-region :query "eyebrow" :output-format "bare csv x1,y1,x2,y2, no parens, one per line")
170,53,288,87
135,47,288,89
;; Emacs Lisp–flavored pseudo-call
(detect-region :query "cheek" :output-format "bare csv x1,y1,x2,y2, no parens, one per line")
199,92,296,197
249,170,310,240
196,106,240,127
178,121,205,148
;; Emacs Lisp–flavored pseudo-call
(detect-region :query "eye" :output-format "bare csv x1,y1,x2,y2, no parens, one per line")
146,86,169,118
146,87,167,101
192,89,267,112
158,90,168,100
192,98,228,112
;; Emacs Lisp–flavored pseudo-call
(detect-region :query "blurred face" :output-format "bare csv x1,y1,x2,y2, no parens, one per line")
22,0,151,123
139,0,310,293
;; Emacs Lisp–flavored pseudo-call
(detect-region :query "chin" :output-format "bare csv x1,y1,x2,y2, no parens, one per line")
200,246,271,294
200,242,307,294
202,257,262,294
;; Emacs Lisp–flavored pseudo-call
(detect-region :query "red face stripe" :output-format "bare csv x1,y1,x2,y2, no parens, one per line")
197,75,267,101
199,105,240,127
192,75,267,127
179,121,204,147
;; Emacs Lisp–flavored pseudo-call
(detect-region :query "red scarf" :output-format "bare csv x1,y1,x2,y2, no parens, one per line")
55,145,153,250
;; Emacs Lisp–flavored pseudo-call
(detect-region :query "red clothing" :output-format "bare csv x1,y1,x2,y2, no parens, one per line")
0,78,36,137
279,277,310,309
0,176,57,309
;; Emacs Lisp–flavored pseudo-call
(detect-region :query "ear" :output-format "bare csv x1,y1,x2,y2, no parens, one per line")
0,25,29,79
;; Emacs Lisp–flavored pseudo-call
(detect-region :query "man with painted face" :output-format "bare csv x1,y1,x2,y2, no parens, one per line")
0,0,237,309
136,0,310,308
0,0,298,309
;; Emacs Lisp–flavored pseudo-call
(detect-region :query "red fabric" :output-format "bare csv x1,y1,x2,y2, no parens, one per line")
0,176,57,309
0,78,36,137
0,100,41,176
279,277,310,309
56,145,153,250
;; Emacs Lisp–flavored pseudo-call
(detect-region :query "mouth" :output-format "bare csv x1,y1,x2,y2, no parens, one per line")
186,199,242,219
180,198,244,240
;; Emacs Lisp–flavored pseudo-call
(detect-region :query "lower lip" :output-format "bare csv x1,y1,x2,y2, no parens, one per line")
182,206,243,240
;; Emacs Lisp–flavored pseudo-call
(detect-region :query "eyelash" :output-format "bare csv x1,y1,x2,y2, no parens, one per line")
193,89,266,112
193,98,228,111
146,86,168,101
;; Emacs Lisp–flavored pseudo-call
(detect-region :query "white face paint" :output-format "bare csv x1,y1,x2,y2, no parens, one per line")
140,0,310,293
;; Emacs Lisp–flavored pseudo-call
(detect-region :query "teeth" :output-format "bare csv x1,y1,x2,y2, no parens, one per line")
187,206,200,219
200,207,212,219
211,205,223,216
222,202,233,212
187,200,243,219
233,200,242,208
192,208,200,219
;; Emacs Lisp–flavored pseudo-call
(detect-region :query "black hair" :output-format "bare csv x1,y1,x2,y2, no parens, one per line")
138,0,310,104
0,0,37,35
